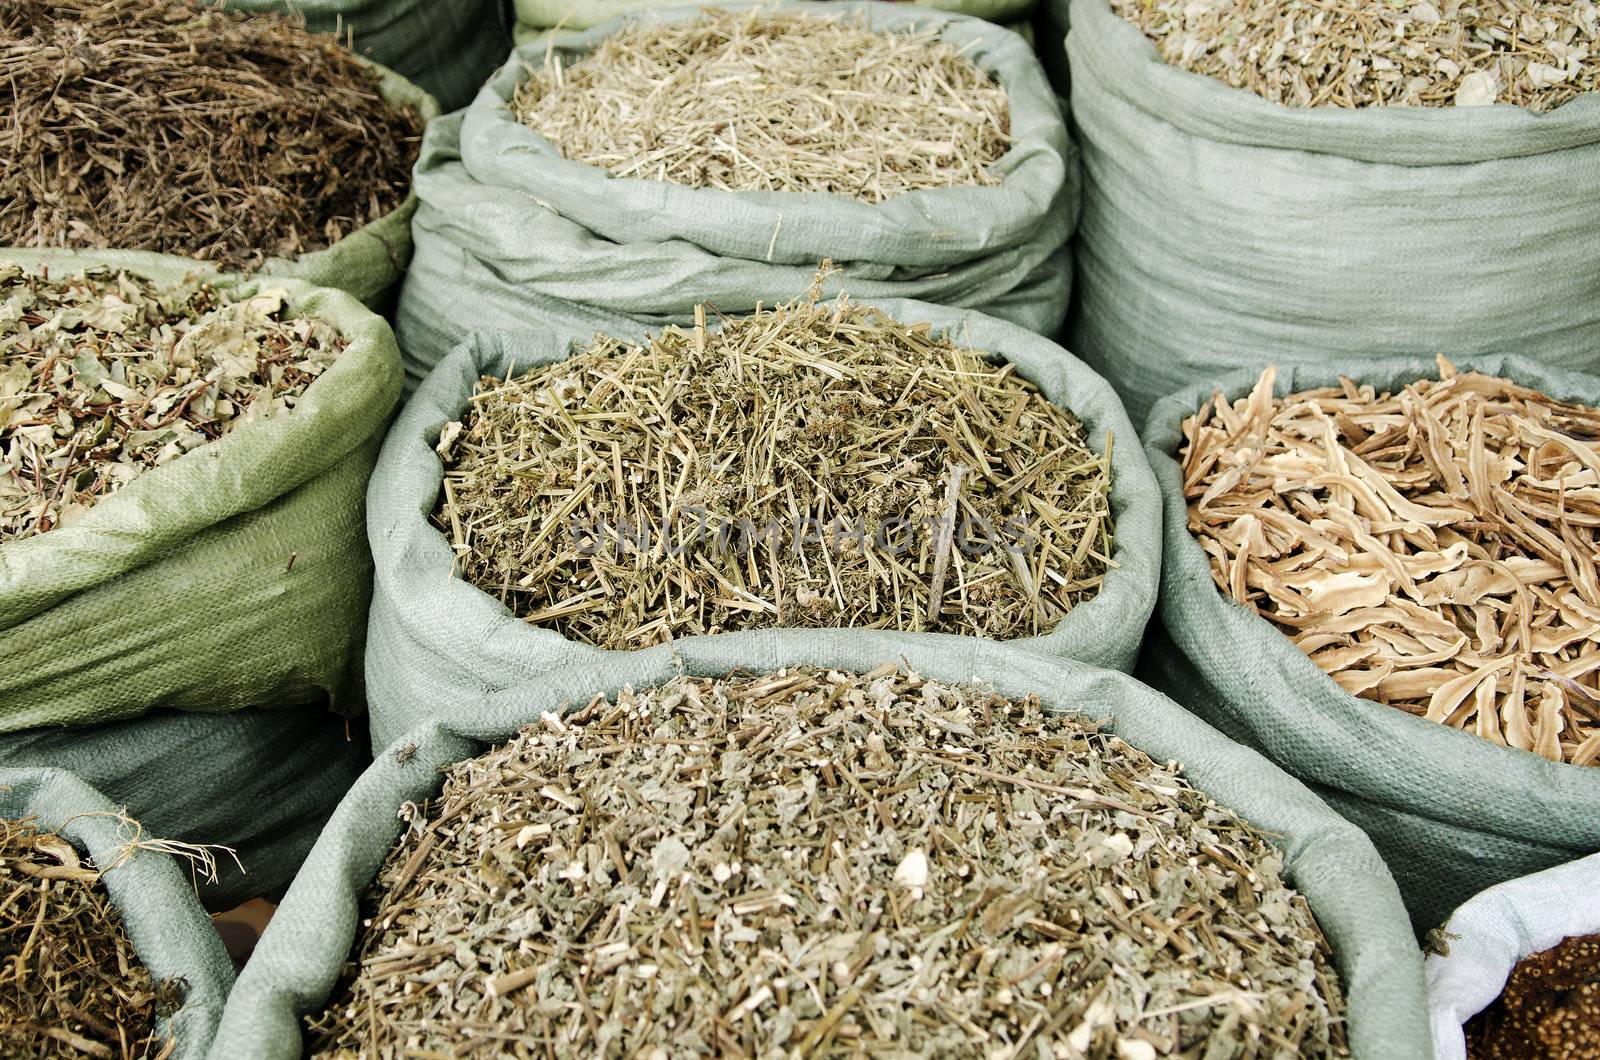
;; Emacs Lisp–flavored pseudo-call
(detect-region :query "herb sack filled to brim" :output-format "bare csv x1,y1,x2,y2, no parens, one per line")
508,0,1041,43
1426,850,1600,1060
0,250,402,732
0,707,370,910
1141,355,1600,936
223,0,511,111
365,281,1156,751
0,0,439,309
395,1,1074,387
1065,0,1600,425
211,640,1429,1059
0,766,235,1060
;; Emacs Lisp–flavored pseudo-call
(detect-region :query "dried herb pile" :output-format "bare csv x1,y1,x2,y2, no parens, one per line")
307,665,1347,1058
0,0,424,271
1182,360,1600,768
1467,932,1600,1057
1,265,347,544
1112,0,1599,111
0,815,177,1059
512,7,1009,201
434,281,1113,645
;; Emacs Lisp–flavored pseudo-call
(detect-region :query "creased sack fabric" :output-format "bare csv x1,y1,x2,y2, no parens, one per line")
1140,356,1600,936
225,0,508,111
365,302,1158,752
0,249,403,732
0,709,370,911
1065,0,1600,427
0,766,235,1060
1424,851,1600,1060
396,0,1075,388
209,642,1429,1060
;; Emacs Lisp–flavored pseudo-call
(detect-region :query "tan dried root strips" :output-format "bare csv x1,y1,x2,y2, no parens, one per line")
433,280,1113,645
0,0,424,271
306,666,1347,1058
0,264,347,544
1183,359,1600,767
513,7,1009,201
1113,0,1600,112
0,815,178,1059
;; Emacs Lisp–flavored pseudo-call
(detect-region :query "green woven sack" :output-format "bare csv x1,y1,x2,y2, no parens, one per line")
208,642,1430,1059
396,0,1075,388
0,249,403,732
512,0,1038,40
0,709,369,911
0,766,235,1060
365,301,1158,753
1064,0,1600,427
224,0,509,111
1141,355,1600,935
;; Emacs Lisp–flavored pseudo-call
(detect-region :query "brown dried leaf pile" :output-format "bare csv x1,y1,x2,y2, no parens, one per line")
1466,932,1600,1057
1183,360,1600,767
0,815,177,1059
306,666,1346,1058
0,0,424,271
513,7,1009,201
1113,0,1599,111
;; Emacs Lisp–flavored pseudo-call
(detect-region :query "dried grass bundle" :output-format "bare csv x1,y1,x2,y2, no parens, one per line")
0,265,347,544
512,7,1009,201
434,278,1113,646
0,815,176,1059
1113,0,1599,111
0,0,424,271
1183,360,1600,767
307,665,1346,1058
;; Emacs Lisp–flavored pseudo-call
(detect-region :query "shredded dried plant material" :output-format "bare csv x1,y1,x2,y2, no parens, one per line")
1113,0,1600,111
0,264,347,544
0,0,424,271
1182,359,1600,768
512,7,1009,201
1467,932,1600,1057
0,815,179,1059
434,279,1113,645
307,665,1348,1058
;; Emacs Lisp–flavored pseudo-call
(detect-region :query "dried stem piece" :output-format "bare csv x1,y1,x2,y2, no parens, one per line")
1183,359,1600,767
1114,0,1599,112
434,280,1114,645
0,815,178,1059
0,0,424,271
513,8,1009,201
1,264,348,544
307,666,1347,1058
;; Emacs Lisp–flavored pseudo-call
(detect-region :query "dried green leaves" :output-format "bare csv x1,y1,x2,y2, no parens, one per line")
0,815,177,1059
513,7,1009,201
0,0,423,271
434,285,1113,646
1182,360,1600,767
0,265,346,544
307,666,1347,1058
1114,0,1600,111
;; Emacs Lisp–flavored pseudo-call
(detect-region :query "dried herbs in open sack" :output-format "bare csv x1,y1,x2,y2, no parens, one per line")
435,278,1113,646
1182,359,1600,768
306,665,1348,1058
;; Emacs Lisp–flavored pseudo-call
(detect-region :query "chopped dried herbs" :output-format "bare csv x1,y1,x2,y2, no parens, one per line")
434,278,1113,645
0,264,347,544
0,0,424,271
513,7,1009,201
307,665,1347,1058
1114,0,1599,111
0,815,178,1059
1182,359,1600,767
1467,932,1600,1058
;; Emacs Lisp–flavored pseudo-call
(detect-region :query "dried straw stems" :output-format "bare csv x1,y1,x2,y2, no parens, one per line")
1184,360,1600,767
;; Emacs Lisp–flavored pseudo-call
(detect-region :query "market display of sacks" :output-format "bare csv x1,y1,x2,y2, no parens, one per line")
396,0,1076,388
